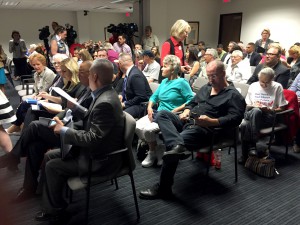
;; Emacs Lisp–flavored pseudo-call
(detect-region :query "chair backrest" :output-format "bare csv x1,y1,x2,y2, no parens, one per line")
123,112,137,171
149,82,159,94
5,58,12,74
233,82,249,98
193,76,208,93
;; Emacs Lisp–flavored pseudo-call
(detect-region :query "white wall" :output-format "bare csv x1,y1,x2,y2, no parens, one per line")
0,9,77,58
218,0,300,51
0,9,132,58
149,0,219,50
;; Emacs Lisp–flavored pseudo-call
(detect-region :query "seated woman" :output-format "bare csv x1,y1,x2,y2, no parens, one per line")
287,45,300,85
185,46,200,86
289,72,300,103
6,53,56,134
136,55,194,167
151,46,161,65
239,67,288,163
22,57,85,129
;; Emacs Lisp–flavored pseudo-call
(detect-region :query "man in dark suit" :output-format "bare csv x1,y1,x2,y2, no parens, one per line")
245,42,262,66
34,59,125,222
0,61,93,202
247,46,290,88
118,53,152,118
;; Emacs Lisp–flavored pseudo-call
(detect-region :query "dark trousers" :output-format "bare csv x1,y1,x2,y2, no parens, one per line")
240,108,274,158
13,101,31,126
124,104,145,119
13,57,29,77
11,121,60,191
23,107,55,129
156,110,212,190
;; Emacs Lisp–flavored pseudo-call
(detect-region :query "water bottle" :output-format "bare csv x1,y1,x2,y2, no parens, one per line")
214,149,222,170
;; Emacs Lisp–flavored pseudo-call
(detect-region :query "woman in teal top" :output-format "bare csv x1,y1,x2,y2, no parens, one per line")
136,55,194,168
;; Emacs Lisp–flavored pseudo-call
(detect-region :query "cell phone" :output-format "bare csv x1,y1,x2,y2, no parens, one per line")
48,120,57,127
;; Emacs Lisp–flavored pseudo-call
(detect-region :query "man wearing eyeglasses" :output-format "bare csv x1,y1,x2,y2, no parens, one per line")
247,46,290,88
139,60,246,200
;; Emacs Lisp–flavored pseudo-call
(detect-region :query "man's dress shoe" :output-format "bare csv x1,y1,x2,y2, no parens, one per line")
12,188,35,203
35,210,71,224
35,211,57,221
139,183,173,200
162,144,191,162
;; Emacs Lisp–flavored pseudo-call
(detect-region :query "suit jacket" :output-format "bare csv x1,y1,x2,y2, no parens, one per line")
247,62,290,88
248,52,262,66
124,66,152,108
62,85,125,178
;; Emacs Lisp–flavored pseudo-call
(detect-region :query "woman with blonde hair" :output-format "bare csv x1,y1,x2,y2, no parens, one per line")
78,49,93,63
160,19,191,75
255,28,274,54
287,45,300,82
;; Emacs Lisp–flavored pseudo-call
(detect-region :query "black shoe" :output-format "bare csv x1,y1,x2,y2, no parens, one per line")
35,210,71,224
139,183,173,200
11,187,35,203
162,144,191,162
0,153,19,169
35,211,57,221
238,156,247,165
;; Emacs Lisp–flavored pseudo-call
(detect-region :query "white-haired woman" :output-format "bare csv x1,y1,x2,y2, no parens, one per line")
239,67,288,163
136,55,194,167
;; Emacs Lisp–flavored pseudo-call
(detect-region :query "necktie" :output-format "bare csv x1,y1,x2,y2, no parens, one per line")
122,76,127,101
247,54,251,59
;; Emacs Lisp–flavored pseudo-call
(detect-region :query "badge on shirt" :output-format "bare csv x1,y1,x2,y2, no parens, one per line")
179,46,182,51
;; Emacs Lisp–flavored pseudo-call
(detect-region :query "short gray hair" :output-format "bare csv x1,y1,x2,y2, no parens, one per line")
206,48,218,59
163,55,181,75
231,50,243,58
258,67,275,80
90,59,114,85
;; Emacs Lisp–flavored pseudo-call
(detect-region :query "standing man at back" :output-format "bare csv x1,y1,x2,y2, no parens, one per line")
142,26,160,51
113,34,132,57
118,53,152,118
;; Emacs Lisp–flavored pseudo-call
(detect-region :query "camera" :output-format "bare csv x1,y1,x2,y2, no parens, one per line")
38,26,50,40
107,23,138,38
65,24,77,46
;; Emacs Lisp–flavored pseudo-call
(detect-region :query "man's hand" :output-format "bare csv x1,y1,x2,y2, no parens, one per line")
52,117,64,134
195,115,217,127
179,112,189,121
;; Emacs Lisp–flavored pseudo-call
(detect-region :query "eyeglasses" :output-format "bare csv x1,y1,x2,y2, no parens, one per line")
266,53,278,56
52,62,61,66
207,74,218,79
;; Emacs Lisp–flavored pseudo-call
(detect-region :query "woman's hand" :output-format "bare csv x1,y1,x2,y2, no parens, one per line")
37,91,49,99
147,107,154,122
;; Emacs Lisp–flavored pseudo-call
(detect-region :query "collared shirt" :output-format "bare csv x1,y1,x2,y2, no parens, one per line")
9,39,27,58
142,34,160,51
226,59,251,83
186,84,246,127
113,42,132,57
161,36,184,66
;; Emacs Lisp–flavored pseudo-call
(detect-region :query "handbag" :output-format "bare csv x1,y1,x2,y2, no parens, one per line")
244,155,276,178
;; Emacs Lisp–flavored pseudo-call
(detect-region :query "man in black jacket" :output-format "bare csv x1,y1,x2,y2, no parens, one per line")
118,53,152,118
247,46,290,88
245,42,262,66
